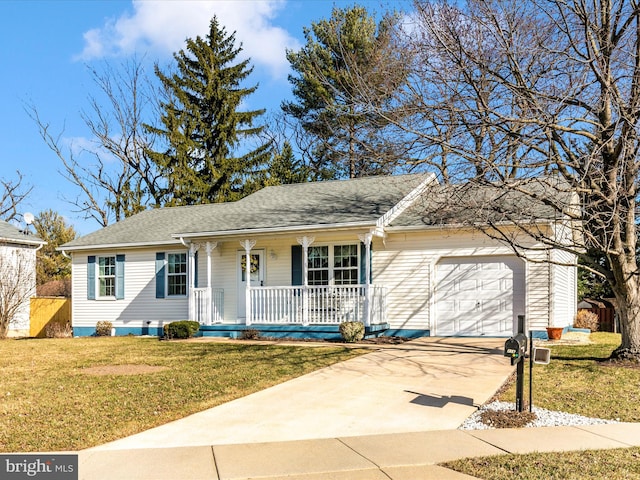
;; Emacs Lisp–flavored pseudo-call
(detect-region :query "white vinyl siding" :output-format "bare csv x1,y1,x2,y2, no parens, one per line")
551,249,578,328
72,248,188,331
378,228,556,333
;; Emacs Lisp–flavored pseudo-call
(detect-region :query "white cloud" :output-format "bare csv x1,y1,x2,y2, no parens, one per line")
76,0,299,79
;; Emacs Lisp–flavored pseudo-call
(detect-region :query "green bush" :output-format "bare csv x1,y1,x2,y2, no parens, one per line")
239,328,261,340
95,321,113,337
339,321,365,343
163,321,200,340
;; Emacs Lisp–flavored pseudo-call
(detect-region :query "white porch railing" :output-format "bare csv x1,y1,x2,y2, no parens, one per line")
190,287,224,325
250,285,386,325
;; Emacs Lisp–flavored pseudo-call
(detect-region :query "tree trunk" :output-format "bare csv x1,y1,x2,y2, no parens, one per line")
0,319,9,339
610,256,640,360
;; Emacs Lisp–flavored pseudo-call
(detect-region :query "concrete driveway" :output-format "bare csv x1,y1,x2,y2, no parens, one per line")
93,337,514,451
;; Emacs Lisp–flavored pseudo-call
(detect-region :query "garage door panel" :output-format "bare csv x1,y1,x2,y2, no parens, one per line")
435,256,525,336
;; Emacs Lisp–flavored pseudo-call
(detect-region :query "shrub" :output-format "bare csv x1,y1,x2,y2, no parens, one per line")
45,322,73,338
239,328,261,340
163,320,200,340
339,321,365,343
574,310,599,331
95,321,113,337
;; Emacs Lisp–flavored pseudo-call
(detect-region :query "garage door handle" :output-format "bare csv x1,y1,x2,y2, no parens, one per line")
476,302,481,309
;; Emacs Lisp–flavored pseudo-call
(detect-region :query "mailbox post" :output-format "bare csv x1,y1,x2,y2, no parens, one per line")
504,315,527,412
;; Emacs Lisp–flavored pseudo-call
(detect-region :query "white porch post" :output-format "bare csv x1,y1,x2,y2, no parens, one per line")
240,239,256,325
188,243,199,322
359,232,373,327
296,236,314,326
204,242,217,325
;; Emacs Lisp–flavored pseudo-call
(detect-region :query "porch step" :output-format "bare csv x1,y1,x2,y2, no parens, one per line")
198,323,390,340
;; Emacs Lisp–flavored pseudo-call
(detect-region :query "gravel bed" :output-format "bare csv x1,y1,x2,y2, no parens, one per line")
459,401,619,430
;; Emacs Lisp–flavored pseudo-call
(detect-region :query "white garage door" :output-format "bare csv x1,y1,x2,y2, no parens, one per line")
435,256,525,336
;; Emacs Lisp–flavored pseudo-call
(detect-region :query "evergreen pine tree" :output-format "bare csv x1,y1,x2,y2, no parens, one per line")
283,6,409,179
148,16,270,205
265,142,309,186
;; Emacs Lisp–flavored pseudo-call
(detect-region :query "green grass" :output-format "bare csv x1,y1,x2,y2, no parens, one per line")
0,337,364,452
444,332,640,479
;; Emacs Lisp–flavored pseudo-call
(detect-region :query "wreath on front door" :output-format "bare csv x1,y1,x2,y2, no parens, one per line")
241,254,259,274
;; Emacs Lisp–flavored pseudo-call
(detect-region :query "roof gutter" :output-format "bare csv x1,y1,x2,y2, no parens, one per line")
171,220,378,241
57,239,183,253
385,218,557,233
0,236,47,247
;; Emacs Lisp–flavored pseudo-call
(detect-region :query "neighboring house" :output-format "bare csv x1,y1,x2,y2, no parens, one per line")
60,174,577,339
0,220,46,337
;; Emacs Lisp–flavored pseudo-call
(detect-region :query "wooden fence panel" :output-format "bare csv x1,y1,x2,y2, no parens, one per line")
586,307,616,332
29,297,71,338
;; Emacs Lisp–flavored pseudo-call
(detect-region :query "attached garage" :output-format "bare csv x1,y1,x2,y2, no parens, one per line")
435,256,525,336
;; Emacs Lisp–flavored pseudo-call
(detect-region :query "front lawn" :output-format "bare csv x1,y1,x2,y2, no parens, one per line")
444,332,640,479
0,337,364,452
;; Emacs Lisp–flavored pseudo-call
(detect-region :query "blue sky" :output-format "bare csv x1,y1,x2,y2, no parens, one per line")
1,0,411,235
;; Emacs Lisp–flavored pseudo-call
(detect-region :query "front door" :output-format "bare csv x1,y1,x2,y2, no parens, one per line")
237,249,265,319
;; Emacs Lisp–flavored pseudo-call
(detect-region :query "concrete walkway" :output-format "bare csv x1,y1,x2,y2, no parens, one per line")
93,337,513,449
78,423,640,479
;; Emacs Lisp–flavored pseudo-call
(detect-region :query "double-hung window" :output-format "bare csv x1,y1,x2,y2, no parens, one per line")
88,254,124,300
333,244,358,285
98,256,116,297
167,253,187,296
307,244,359,285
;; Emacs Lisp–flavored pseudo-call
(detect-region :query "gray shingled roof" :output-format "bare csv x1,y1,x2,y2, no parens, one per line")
62,174,430,250
0,220,45,245
391,178,571,228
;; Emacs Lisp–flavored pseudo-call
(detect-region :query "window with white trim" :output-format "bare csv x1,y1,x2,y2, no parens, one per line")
98,256,116,297
167,252,187,296
333,244,359,285
307,244,359,286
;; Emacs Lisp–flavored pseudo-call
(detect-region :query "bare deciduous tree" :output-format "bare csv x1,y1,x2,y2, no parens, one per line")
0,245,37,338
29,58,163,228
0,172,32,222
335,0,640,359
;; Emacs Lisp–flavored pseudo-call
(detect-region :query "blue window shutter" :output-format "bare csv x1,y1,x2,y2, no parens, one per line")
360,242,372,284
194,251,199,288
116,254,125,300
291,245,302,286
87,256,96,300
156,252,166,298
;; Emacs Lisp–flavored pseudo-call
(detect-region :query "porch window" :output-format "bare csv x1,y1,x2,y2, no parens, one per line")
307,246,329,285
333,245,358,285
98,256,116,297
167,253,187,296
307,244,358,285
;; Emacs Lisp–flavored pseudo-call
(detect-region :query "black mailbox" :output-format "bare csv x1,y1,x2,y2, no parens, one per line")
504,333,527,365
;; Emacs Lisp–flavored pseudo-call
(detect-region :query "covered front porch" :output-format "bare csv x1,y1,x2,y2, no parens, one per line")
184,233,389,337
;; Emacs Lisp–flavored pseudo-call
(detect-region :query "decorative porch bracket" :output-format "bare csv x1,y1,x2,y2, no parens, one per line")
358,232,373,327
240,239,257,325
296,236,315,326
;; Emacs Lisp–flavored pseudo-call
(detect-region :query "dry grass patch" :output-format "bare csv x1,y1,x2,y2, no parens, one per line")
0,337,364,452
81,364,169,375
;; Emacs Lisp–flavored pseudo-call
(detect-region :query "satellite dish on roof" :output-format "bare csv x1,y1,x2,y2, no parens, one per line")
24,212,34,225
